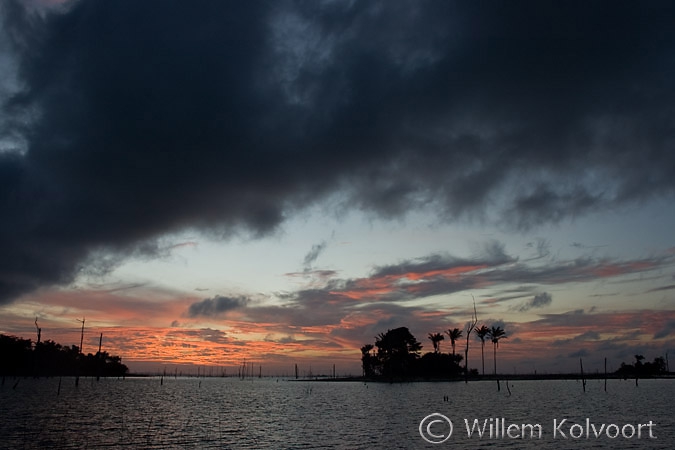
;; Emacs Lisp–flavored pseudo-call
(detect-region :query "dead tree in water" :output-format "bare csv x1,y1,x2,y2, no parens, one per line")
77,317,85,354
464,297,478,384
35,317,41,345
33,317,42,376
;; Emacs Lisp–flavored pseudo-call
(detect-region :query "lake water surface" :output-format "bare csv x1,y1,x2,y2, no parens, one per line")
0,376,672,449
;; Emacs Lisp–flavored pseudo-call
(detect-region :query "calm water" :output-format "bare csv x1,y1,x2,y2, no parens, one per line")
0,376,672,449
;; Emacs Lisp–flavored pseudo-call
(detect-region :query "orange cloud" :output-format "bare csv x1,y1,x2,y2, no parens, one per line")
328,264,488,301
404,264,488,281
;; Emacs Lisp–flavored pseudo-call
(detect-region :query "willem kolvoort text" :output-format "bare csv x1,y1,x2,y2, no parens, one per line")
463,418,657,439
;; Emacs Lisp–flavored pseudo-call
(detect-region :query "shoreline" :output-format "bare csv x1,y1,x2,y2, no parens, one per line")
293,373,675,382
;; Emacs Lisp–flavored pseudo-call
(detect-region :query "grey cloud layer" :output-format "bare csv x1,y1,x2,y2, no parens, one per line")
516,292,553,312
187,295,249,318
187,248,673,332
1,0,674,303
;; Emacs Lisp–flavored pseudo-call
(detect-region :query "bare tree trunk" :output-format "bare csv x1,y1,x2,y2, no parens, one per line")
481,341,485,376
464,298,477,384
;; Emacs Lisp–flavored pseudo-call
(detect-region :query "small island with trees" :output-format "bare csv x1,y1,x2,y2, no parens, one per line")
360,325,506,382
359,325,670,383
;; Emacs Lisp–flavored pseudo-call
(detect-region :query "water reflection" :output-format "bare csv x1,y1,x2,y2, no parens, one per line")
0,377,672,449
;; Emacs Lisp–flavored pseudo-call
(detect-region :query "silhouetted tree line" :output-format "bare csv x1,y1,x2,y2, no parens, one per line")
361,327,471,380
0,334,128,377
615,354,667,378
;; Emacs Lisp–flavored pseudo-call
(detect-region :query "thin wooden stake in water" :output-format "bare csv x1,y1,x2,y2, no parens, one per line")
604,357,607,392
97,333,103,381
76,317,85,387
580,358,586,393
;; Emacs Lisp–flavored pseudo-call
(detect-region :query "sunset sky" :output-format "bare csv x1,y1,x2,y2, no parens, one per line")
1,0,674,375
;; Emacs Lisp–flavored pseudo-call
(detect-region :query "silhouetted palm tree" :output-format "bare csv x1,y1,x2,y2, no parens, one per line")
488,326,507,376
474,325,489,376
428,333,444,354
361,344,375,377
446,328,463,358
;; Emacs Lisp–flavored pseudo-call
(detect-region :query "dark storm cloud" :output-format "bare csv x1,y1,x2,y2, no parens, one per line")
187,295,249,318
1,0,675,303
